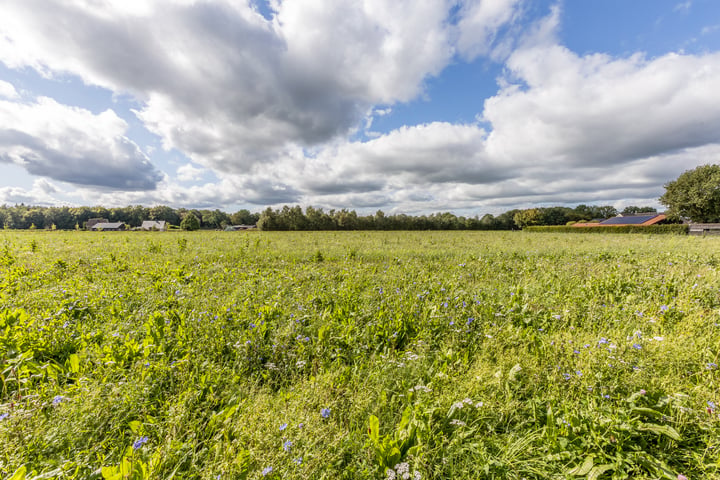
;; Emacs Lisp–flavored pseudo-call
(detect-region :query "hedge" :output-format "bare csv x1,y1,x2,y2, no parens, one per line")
524,224,689,235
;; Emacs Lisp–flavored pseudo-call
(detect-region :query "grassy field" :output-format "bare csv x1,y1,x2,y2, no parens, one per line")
0,230,719,479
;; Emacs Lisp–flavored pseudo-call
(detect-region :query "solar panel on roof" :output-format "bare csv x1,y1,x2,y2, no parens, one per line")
599,215,658,225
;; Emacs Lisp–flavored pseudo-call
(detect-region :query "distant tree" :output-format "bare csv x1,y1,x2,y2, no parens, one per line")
230,209,256,225
621,206,657,215
660,164,720,222
513,209,543,228
150,205,180,225
180,213,200,231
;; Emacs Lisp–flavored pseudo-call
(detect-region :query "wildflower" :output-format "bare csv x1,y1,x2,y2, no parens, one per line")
0,413,8,421
414,471,422,480
677,475,688,480
598,337,608,345
52,395,64,405
707,363,718,370
133,436,149,449
449,419,466,426
293,457,303,465
386,468,396,480
283,440,292,452
321,408,331,418
709,401,717,410
261,466,273,476
562,373,572,380
279,423,288,431
632,343,642,350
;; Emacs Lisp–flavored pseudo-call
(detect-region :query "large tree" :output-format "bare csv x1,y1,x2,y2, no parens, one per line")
660,164,720,222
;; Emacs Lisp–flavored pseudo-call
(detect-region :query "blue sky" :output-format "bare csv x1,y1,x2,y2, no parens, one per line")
0,0,719,215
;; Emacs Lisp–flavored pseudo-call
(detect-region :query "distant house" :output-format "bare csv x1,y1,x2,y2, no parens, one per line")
573,213,667,227
91,222,126,231
86,218,108,229
599,213,666,226
141,220,167,231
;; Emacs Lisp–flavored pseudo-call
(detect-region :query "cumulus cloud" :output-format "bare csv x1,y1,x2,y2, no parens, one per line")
1,1,719,213
0,97,163,190
0,0,508,173
0,178,66,206
484,47,720,168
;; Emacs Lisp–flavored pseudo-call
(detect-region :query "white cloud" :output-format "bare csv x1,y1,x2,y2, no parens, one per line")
0,0,519,174
0,97,163,189
176,163,206,182
0,80,19,99
0,178,66,206
455,0,525,60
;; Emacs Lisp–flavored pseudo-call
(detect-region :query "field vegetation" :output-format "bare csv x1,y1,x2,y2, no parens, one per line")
0,230,719,479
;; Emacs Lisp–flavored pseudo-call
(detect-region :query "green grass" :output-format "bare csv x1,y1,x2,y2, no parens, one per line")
0,230,719,479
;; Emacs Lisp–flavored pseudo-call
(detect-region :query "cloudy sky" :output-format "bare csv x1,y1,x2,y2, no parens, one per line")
1,0,719,215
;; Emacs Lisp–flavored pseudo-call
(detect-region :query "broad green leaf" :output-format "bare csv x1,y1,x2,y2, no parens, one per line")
567,455,594,476
637,423,681,441
588,464,615,480
369,415,379,444
68,354,80,373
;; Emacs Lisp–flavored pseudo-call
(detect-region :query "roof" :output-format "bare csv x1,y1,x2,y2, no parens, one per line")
91,222,125,229
141,220,166,230
599,214,666,226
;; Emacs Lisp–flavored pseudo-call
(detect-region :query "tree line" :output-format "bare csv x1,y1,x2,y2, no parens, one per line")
0,204,259,230
0,203,661,231
256,204,657,231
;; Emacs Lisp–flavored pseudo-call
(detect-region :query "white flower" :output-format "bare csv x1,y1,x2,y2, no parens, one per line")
450,419,466,426
386,469,396,480
414,471,422,480
395,463,409,475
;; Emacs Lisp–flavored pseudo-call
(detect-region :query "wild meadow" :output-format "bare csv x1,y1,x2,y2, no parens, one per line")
0,230,719,479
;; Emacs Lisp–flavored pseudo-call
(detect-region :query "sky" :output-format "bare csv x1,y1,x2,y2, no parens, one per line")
0,0,719,216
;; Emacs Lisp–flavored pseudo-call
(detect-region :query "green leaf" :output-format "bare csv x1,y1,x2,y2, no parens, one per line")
588,464,615,480
637,423,681,441
567,455,594,476
369,415,379,444
6,465,26,480
67,354,80,373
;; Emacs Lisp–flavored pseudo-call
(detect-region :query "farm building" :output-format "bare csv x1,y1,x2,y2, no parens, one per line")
90,222,126,231
86,218,108,229
573,213,667,227
141,220,167,231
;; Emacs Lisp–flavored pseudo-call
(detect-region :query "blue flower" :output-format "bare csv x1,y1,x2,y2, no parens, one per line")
52,395,64,405
279,423,288,431
283,440,292,452
321,408,331,418
0,413,9,421
294,457,303,465
133,436,149,449
707,363,718,370
261,466,273,476
632,343,642,350
708,401,717,409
